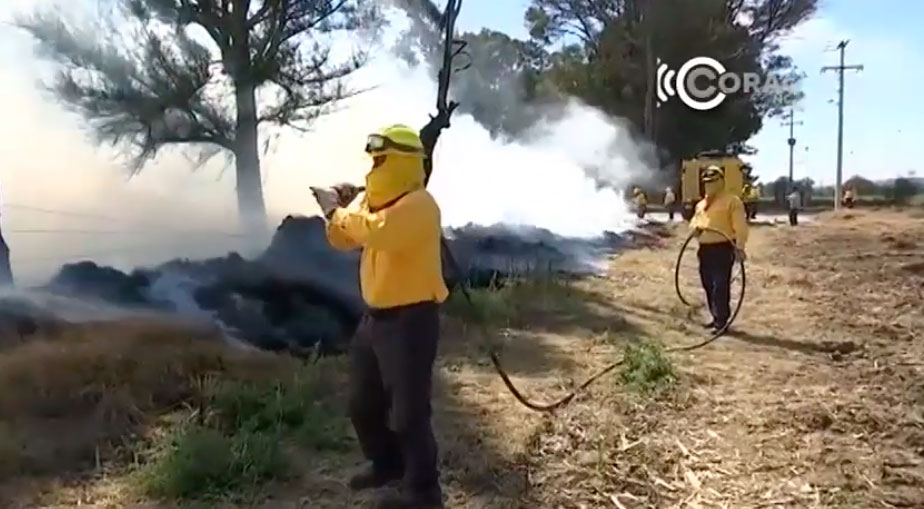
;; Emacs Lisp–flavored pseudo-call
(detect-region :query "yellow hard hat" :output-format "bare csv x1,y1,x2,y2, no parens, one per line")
365,124,424,155
701,165,725,182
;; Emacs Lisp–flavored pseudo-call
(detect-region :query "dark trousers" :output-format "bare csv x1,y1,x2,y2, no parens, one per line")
697,242,735,327
667,205,676,221
788,208,798,226
348,301,440,493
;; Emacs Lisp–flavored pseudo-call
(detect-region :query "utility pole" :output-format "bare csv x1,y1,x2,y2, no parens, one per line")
822,40,863,210
782,108,803,193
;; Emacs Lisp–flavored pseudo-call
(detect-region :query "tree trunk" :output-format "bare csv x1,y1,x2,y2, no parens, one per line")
234,81,268,234
0,226,12,287
642,1,656,139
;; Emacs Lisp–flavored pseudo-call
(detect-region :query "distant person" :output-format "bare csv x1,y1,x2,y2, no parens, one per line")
633,187,648,219
787,188,802,226
690,166,749,333
664,187,677,221
747,185,760,220
742,184,754,221
843,187,855,209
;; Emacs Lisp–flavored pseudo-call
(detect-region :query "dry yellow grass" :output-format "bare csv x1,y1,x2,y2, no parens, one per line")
1,208,922,508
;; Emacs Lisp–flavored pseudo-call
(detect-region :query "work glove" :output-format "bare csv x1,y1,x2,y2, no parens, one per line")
310,186,340,219
331,182,363,207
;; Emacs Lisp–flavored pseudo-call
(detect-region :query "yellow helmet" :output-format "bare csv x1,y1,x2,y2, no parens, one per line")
701,165,725,182
365,124,424,155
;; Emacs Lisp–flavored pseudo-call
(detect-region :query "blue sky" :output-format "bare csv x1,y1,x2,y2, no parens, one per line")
455,0,924,185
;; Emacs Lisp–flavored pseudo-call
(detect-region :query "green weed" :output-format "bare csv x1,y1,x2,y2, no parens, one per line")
140,367,350,500
142,426,286,499
620,341,677,393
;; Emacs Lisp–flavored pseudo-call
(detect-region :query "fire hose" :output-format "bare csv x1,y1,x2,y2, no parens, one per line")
482,226,747,412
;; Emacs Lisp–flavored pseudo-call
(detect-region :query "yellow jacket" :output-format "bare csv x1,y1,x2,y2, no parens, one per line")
634,192,648,207
327,190,449,309
690,192,749,248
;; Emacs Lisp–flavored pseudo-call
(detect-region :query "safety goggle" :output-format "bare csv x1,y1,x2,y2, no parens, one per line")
364,134,422,154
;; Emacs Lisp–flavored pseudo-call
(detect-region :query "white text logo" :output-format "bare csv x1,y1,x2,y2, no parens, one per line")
656,56,793,111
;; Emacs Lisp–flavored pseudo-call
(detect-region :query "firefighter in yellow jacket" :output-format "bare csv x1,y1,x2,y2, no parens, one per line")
742,184,760,220
633,187,648,219
689,166,749,332
312,124,447,509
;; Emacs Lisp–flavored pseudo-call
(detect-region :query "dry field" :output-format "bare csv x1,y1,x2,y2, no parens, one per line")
0,208,921,508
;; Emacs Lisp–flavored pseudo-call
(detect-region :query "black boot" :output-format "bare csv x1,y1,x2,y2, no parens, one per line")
348,463,403,491
375,486,444,509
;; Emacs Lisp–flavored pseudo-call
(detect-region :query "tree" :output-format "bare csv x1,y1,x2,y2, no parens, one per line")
844,175,878,195
768,175,789,205
18,0,377,232
525,0,816,163
392,1,558,138
891,177,918,205
795,176,813,205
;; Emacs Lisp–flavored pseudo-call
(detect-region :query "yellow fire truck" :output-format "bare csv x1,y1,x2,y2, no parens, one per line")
679,150,755,220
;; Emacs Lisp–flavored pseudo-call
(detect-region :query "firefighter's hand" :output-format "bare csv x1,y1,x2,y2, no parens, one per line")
735,247,747,262
692,227,704,237
310,187,340,218
332,182,363,207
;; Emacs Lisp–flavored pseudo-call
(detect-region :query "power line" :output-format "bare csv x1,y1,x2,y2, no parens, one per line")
6,228,246,237
1,203,245,237
821,40,864,210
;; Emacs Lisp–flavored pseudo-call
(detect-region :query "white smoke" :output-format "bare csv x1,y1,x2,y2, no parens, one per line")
0,2,651,287
272,13,647,238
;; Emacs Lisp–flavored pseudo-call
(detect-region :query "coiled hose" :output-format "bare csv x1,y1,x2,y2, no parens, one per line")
485,226,746,412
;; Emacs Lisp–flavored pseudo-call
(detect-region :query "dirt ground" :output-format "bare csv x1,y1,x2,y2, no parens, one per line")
3,208,922,508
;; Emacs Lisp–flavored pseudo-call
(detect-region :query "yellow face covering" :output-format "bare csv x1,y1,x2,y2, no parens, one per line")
704,180,724,198
364,152,425,210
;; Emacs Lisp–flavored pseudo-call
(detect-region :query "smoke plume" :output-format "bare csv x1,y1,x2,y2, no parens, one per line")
0,2,652,285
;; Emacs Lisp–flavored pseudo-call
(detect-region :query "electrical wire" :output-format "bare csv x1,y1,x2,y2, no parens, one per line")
2,203,245,237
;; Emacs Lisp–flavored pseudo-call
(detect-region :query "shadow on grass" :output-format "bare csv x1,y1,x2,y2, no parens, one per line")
446,275,642,335
727,329,858,357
